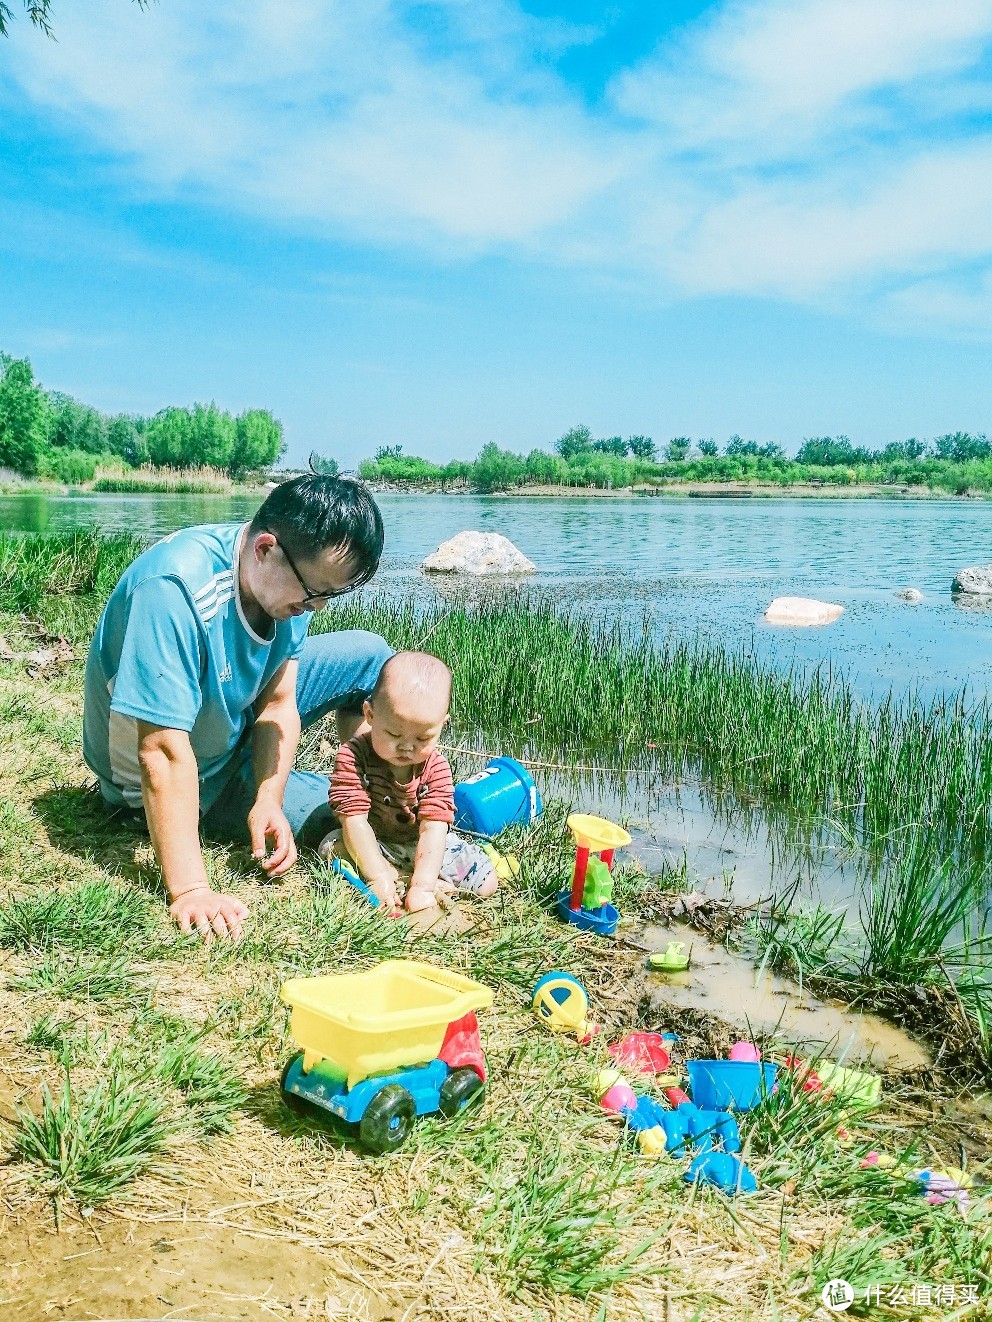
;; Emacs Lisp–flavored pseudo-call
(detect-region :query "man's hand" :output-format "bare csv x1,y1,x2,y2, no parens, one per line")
169,887,249,941
248,799,297,877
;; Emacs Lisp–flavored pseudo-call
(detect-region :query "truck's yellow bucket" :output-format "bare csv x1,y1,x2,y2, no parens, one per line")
280,960,493,1088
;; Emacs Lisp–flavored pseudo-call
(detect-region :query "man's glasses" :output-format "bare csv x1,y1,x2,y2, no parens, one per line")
276,539,354,604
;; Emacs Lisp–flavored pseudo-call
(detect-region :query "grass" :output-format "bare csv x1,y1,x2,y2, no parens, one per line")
476,1129,672,1296
0,879,158,954
313,593,992,880
91,466,240,494
154,1039,247,1134
9,1073,177,1206
7,528,992,894
0,529,143,619
10,950,145,1003
3,530,992,1315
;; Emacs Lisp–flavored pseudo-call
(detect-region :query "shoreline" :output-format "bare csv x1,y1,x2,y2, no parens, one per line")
1,478,984,502
369,480,979,500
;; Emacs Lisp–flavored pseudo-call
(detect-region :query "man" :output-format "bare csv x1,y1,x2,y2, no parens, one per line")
83,474,392,941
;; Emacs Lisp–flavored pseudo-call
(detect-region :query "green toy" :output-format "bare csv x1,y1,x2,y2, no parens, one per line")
582,856,614,909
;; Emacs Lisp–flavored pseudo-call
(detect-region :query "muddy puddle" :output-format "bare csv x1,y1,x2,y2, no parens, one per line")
631,920,931,1071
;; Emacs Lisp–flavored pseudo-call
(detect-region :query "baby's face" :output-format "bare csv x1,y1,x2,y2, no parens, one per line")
365,691,448,768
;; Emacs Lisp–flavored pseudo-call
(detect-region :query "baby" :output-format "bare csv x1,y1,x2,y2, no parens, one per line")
320,650,499,912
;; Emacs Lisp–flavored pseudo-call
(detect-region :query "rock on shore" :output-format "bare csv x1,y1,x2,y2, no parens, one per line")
764,596,844,627
421,531,536,575
952,565,992,597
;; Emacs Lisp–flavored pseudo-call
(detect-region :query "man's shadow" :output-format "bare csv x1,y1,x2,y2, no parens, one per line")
31,784,261,896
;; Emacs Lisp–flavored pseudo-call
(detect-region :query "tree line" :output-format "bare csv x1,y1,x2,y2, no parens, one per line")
0,354,285,481
358,426,992,494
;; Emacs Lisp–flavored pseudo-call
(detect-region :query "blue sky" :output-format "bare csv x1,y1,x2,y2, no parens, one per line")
1,0,991,467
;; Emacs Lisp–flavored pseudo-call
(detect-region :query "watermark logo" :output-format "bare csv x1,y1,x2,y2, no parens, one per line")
821,1279,856,1311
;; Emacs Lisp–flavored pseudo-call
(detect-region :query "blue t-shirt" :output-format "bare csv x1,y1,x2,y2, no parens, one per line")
83,522,309,812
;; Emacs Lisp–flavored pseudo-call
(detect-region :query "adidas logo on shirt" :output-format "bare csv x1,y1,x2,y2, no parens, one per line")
218,663,233,683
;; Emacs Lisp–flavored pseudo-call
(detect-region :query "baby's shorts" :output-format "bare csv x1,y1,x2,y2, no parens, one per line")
319,828,497,896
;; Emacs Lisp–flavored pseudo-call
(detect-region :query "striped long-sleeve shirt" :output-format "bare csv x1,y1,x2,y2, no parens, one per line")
330,733,455,842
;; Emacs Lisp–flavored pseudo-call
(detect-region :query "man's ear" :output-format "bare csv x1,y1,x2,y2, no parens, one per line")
363,698,374,724
253,531,277,561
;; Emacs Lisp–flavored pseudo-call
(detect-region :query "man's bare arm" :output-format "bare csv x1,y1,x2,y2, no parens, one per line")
137,721,248,939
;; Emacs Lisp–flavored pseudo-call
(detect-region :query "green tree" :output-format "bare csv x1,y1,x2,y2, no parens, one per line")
230,408,283,475
107,414,147,466
592,435,628,457
0,0,152,38
627,435,656,461
39,447,98,483
524,448,567,484
470,442,525,493
47,392,109,453
666,437,691,461
146,403,236,470
698,439,718,456
796,435,873,465
0,355,51,476
934,432,991,462
726,435,760,457
146,407,195,468
882,438,927,462
555,424,593,460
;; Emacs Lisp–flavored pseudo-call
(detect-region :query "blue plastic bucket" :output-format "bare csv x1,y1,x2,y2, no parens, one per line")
453,757,542,837
687,1060,779,1112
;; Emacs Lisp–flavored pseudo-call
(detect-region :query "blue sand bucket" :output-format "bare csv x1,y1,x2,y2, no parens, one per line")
687,1060,779,1112
453,757,542,837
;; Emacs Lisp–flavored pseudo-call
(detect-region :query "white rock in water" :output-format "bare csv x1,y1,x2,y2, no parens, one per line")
895,588,923,604
764,596,844,627
421,531,536,575
953,564,992,596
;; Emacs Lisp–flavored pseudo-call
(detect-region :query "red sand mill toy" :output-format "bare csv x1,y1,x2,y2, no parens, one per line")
556,813,632,937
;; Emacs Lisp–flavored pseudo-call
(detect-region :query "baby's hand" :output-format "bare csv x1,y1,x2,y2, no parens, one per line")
405,884,440,913
369,878,401,911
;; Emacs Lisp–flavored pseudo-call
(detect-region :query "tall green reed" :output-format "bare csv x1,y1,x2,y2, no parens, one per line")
317,594,992,872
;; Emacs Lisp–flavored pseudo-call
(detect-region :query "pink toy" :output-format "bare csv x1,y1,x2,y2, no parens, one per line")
601,1082,638,1115
609,1032,672,1074
729,1041,760,1063
608,1031,689,1108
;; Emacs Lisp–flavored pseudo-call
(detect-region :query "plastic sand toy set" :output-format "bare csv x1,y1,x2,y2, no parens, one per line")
280,770,972,1211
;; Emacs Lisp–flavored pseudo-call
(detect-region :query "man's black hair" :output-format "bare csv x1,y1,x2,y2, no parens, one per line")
249,474,384,587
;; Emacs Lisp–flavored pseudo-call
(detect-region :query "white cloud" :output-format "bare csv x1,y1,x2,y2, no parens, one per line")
4,0,992,333
5,1,623,245
613,0,992,161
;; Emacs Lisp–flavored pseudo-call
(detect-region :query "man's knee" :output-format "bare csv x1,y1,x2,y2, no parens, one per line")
347,631,394,701
298,629,394,722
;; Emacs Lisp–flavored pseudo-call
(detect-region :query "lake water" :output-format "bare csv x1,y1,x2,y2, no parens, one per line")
4,488,992,906
4,488,992,704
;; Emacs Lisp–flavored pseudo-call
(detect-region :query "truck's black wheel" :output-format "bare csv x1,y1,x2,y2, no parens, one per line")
438,1067,485,1117
358,1084,416,1153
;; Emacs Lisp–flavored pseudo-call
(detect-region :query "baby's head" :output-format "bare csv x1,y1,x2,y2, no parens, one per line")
364,651,451,768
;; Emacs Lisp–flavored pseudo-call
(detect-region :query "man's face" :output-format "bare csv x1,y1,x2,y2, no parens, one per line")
248,534,360,620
